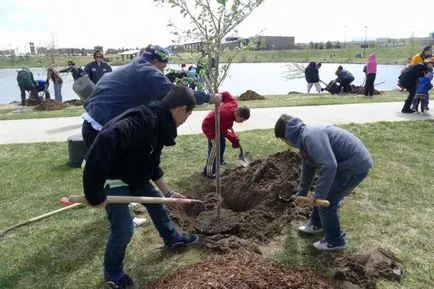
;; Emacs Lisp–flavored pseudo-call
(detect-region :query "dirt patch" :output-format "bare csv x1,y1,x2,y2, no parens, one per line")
333,247,404,289
170,150,309,252
143,252,334,289
33,99,67,111
63,99,83,106
238,89,266,100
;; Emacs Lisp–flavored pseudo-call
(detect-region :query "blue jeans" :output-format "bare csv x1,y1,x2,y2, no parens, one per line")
54,83,62,102
103,182,178,277
203,136,226,176
309,171,369,246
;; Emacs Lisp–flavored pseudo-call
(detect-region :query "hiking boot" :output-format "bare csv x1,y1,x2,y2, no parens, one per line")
313,239,347,251
298,223,323,234
105,273,134,289
165,232,199,248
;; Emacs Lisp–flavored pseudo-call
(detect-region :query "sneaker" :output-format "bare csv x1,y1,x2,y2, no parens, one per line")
313,239,347,251
298,223,323,234
105,273,134,289
220,160,228,165
425,106,430,111
132,217,147,228
165,232,199,248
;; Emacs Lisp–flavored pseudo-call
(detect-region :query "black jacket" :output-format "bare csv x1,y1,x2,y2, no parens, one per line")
305,63,320,83
83,102,177,206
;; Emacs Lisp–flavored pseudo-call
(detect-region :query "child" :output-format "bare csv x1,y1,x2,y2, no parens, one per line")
412,70,432,113
201,91,250,177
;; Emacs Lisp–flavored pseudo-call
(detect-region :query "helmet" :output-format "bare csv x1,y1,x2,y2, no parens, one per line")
141,45,171,63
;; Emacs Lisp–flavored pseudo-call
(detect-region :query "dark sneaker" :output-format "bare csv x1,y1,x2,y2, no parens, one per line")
313,239,347,251
165,232,199,248
105,273,134,289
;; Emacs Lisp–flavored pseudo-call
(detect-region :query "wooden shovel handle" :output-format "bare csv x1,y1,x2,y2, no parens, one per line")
295,196,330,207
63,195,202,205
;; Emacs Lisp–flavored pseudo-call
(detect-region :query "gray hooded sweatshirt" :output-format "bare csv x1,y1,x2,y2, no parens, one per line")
285,118,373,199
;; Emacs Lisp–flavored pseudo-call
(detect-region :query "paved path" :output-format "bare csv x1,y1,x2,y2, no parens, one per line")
0,102,431,144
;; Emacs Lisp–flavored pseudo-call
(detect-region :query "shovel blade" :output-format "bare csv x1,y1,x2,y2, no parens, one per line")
238,152,254,167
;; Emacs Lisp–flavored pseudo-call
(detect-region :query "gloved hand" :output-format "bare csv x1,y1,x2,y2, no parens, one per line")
232,139,240,149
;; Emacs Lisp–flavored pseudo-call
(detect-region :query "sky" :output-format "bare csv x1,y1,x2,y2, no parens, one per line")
0,0,430,53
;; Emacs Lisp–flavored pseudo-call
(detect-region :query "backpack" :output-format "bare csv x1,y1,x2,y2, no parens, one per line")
398,65,414,89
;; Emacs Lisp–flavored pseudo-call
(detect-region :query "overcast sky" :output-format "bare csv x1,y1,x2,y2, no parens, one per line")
0,0,430,53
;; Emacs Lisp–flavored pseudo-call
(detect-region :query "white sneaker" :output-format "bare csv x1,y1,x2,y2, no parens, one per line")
313,239,347,251
298,223,323,234
132,217,147,228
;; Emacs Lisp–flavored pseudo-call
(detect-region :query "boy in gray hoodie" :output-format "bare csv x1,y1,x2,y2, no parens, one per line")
274,114,373,251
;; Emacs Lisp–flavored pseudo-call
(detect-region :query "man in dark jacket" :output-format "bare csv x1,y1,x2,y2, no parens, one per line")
83,85,199,289
59,60,84,80
16,68,38,106
399,57,434,113
274,115,373,251
82,44,221,148
84,50,112,84
334,65,355,93
304,62,322,94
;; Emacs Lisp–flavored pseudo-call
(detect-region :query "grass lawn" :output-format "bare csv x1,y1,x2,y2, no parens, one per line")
0,91,406,120
0,120,433,289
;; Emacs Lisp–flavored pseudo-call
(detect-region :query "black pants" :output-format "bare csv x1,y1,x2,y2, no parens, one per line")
337,77,354,93
82,120,100,148
364,73,376,96
402,86,416,112
19,85,37,106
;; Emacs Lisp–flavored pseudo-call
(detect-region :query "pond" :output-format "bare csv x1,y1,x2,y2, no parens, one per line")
0,62,405,104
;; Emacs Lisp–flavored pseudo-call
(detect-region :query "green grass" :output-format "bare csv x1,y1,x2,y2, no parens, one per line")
0,91,406,120
0,120,433,289
0,46,417,69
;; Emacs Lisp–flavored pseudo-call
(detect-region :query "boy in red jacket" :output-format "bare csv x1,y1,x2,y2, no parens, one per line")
201,91,250,177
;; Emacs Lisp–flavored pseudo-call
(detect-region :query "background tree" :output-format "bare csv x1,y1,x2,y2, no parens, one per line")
154,0,264,93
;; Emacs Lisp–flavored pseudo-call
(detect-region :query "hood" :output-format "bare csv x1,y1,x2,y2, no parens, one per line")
284,117,306,148
149,102,177,147
368,54,376,62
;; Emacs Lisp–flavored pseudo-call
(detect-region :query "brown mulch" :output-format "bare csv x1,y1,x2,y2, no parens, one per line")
33,99,68,111
143,252,334,289
238,89,266,100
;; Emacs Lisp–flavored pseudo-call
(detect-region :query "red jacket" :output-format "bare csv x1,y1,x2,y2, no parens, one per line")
201,91,240,147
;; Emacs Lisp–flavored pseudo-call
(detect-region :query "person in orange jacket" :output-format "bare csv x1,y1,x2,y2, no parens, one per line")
201,91,250,177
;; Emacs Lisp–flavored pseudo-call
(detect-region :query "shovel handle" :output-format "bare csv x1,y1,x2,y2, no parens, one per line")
60,195,202,207
295,196,330,207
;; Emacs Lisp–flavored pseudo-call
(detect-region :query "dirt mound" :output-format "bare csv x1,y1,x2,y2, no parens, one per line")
64,99,83,106
33,99,67,111
143,252,334,289
170,150,309,252
333,247,404,289
350,85,381,95
238,89,266,100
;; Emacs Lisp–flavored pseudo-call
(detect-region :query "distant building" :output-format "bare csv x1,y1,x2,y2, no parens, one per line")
0,49,15,56
94,46,104,53
252,36,295,50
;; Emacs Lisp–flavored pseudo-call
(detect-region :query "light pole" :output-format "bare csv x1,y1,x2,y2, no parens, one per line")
363,26,368,58
344,25,347,49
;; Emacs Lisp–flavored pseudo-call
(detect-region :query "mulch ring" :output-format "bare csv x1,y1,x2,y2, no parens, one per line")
145,150,404,289
143,251,333,289
33,99,68,111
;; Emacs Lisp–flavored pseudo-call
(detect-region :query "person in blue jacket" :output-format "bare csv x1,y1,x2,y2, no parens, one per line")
84,50,112,84
274,114,373,251
82,44,221,148
334,65,355,94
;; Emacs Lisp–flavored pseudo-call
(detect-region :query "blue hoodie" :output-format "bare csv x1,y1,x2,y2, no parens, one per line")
285,118,373,199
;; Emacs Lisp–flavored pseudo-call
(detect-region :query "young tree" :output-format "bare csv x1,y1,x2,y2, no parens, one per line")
154,0,264,93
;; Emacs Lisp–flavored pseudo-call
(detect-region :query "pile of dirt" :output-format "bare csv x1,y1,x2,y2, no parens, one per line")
143,252,334,289
170,150,309,252
33,99,67,111
333,247,404,289
238,89,266,100
64,99,83,106
350,85,381,95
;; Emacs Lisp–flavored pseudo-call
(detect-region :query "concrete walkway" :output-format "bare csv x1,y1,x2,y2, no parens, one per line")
0,102,431,144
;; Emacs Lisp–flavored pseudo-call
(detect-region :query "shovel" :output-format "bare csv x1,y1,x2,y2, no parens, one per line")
238,145,254,167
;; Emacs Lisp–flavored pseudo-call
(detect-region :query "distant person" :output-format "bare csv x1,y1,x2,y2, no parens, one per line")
364,54,377,96
410,45,432,65
398,57,434,113
187,66,198,90
59,60,84,80
334,66,354,94
274,114,373,251
46,68,63,102
304,62,322,94
16,68,38,106
411,70,432,112
201,91,250,177
84,50,112,84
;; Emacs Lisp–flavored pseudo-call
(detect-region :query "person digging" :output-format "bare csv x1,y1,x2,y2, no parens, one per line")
83,86,200,289
201,91,250,177
274,114,373,251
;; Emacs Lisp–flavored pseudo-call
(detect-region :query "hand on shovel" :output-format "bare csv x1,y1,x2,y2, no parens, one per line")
294,196,330,207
